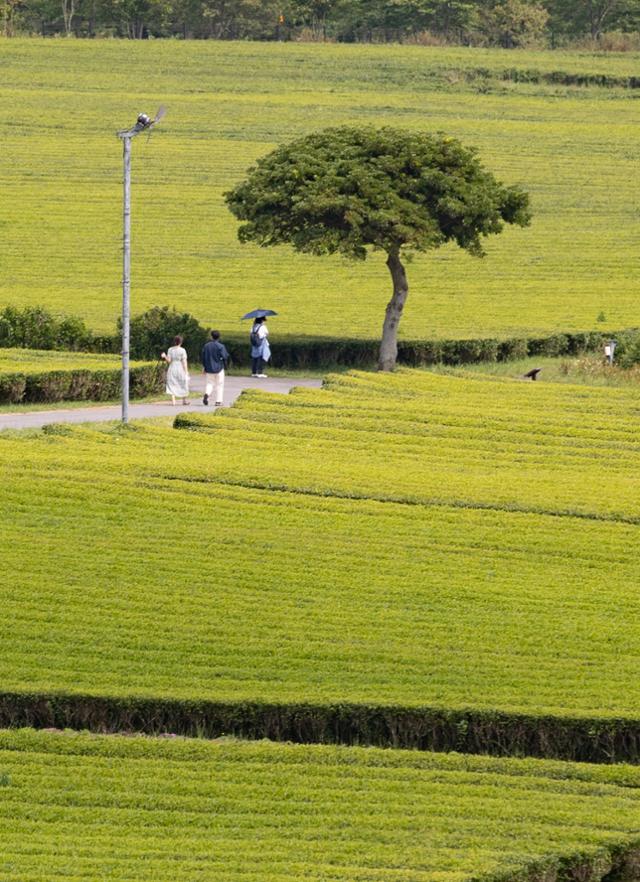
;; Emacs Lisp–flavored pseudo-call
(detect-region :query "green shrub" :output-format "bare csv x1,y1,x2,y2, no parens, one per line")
498,337,528,360
566,332,601,354
83,369,121,401
90,334,120,354
528,333,570,357
399,340,444,365
130,363,164,397
0,373,27,404
611,330,640,368
443,338,500,364
5,369,640,762
4,728,640,882
0,305,91,351
4,364,161,404
25,371,74,402
123,306,208,363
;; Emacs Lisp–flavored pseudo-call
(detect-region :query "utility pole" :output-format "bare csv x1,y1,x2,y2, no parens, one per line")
117,107,166,423
120,133,132,424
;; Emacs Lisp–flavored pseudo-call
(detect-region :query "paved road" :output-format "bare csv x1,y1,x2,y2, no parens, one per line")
0,375,323,431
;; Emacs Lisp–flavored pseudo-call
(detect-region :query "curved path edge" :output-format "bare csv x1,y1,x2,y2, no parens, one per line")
0,376,323,431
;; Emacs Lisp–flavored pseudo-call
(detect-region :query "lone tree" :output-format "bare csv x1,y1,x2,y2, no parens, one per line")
225,126,531,371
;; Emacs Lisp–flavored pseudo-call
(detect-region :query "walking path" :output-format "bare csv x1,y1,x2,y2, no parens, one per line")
0,375,323,432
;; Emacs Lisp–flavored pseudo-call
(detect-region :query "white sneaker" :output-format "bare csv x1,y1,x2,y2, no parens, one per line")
251,373,258,378
257,373,268,378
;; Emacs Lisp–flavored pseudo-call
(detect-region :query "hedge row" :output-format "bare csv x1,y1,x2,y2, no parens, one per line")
36,328,626,371
212,328,625,370
1,305,633,370
0,363,164,404
2,693,640,764
486,67,640,90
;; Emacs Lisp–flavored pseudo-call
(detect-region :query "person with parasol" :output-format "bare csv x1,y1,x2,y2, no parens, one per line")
242,309,277,378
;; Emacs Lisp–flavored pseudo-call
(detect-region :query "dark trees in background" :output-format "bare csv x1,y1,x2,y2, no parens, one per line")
546,0,639,39
481,0,550,48
8,0,640,40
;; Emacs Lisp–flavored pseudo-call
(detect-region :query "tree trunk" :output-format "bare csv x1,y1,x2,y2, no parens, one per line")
61,0,75,35
378,249,409,372
588,0,614,39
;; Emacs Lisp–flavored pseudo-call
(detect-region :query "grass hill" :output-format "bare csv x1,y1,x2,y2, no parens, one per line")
4,729,640,882
2,370,639,759
1,40,638,342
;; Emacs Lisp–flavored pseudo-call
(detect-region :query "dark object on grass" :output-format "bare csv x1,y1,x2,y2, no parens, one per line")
241,309,278,320
523,368,542,381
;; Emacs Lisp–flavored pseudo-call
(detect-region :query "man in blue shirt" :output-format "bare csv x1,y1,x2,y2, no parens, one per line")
201,330,230,407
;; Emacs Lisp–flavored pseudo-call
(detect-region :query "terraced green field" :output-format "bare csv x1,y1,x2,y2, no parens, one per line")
176,371,640,520
0,348,121,373
1,370,639,727
1,40,638,341
2,729,640,882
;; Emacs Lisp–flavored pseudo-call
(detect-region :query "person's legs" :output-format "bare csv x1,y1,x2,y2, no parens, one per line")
203,373,213,405
251,357,262,376
214,370,225,404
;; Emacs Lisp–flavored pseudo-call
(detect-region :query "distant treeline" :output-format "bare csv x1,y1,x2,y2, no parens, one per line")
3,0,640,48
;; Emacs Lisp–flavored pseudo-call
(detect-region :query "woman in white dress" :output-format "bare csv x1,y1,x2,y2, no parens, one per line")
161,335,190,406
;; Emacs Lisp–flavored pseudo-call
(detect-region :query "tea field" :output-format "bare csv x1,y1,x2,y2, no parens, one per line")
0,40,639,341
176,370,640,520
1,370,639,728
3,729,640,882
0,348,121,373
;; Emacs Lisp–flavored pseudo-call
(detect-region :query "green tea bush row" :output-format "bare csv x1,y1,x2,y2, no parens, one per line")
3,729,640,882
85,325,640,369
1,370,640,756
23,363,164,403
240,328,627,369
493,67,640,89
174,370,640,522
3,694,640,763
0,360,163,403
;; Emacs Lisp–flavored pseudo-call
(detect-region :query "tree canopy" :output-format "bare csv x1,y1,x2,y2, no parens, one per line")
225,126,531,370
226,125,530,260
7,0,640,42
